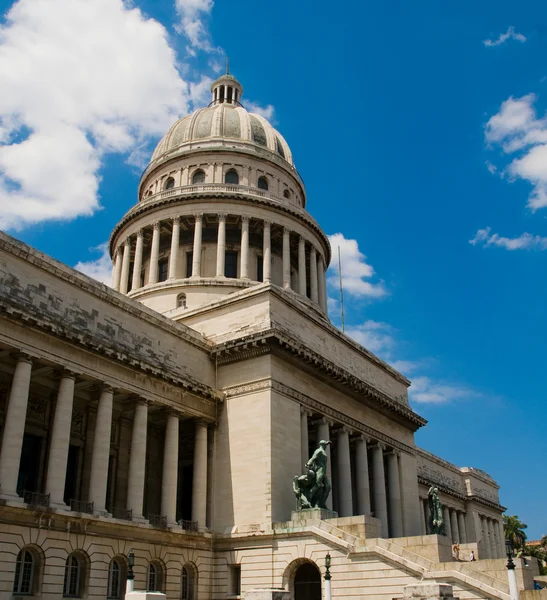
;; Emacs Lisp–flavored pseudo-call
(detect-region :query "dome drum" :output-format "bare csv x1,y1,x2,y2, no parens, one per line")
111,211,329,316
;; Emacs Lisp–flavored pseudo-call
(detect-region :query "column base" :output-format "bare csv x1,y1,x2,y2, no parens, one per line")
0,492,24,504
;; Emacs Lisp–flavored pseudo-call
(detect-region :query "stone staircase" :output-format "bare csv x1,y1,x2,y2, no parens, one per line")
313,518,511,600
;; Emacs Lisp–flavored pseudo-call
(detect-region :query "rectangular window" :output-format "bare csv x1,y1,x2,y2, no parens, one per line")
225,250,238,278
158,258,168,282
229,565,241,596
186,252,193,278
256,255,263,282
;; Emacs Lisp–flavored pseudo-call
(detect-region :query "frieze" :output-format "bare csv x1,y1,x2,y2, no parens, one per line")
71,411,84,436
416,463,465,495
27,396,48,424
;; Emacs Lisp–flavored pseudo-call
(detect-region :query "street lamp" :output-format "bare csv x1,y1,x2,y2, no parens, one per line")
324,553,332,600
505,540,519,600
126,550,135,595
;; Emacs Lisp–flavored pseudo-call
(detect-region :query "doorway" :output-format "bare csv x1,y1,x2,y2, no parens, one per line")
294,562,321,600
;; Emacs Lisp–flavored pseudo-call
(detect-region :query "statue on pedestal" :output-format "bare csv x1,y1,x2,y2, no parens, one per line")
428,486,445,535
293,440,332,510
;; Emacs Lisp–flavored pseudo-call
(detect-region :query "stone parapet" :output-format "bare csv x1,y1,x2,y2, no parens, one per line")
403,583,458,599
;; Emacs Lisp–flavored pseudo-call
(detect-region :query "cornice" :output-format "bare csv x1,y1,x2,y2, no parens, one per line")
223,377,416,455
417,476,506,513
108,191,331,265
214,329,426,431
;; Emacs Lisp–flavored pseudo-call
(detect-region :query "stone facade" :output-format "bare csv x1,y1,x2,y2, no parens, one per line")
0,73,515,600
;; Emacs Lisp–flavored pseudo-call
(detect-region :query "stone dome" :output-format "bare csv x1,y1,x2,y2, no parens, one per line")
150,95,294,168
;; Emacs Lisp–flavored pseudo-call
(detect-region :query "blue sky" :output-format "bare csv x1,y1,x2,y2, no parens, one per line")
0,0,545,538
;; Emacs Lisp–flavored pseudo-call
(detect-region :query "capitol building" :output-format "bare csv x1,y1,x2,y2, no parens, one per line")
0,73,527,600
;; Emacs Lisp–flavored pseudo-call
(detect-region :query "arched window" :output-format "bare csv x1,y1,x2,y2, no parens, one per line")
192,169,205,185
107,559,122,599
257,176,268,191
283,189,291,199
224,169,239,185
177,293,187,309
181,564,196,600
63,554,84,598
164,177,175,190
13,549,36,595
148,562,164,592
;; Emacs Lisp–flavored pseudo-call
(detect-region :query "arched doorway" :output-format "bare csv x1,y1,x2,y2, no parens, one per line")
294,562,321,600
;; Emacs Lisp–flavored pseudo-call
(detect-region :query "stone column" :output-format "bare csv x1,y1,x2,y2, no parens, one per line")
162,411,179,525
240,217,250,279
263,221,271,283
300,408,310,469
149,222,161,284
316,418,332,510
424,498,431,534
443,506,452,542
119,239,131,294
355,435,371,516
88,386,113,514
497,519,505,558
420,498,427,535
386,450,404,538
298,237,306,296
318,255,327,311
282,228,291,289
216,214,226,277
450,509,460,543
45,371,76,507
457,512,467,544
336,428,353,517
131,230,144,291
0,354,32,500
127,399,148,520
112,249,122,290
371,443,389,538
192,214,203,277
487,519,496,558
168,217,180,279
192,420,208,529
310,247,319,303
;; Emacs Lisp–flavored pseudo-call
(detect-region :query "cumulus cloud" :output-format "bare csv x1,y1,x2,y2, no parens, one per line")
345,320,396,355
483,26,526,47
174,0,215,53
74,242,112,285
0,0,190,230
327,233,387,298
469,227,547,250
409,377,478,404
246,101,276,122
485,94,547,211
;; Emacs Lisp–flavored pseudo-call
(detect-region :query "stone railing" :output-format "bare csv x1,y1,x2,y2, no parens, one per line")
141,183,300,210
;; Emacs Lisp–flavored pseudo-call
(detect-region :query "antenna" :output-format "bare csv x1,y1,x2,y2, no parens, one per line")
226,56,230,75
338,246,345,333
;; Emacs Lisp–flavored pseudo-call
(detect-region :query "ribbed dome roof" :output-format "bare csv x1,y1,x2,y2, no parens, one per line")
150,103,294,166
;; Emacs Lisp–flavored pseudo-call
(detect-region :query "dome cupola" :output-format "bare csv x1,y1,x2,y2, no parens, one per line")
109,72,331,320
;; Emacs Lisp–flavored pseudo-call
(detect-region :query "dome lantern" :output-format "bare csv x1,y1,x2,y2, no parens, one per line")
210,70,243,106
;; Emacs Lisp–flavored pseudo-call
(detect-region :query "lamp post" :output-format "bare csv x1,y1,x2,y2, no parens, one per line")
324,553,332,600
505,539,519,600
126,550,135,595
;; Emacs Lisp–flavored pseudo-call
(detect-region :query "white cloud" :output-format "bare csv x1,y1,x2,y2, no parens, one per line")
327,233,387,298
74,242,112,285
485,94,547,211
483,26,526,47
485,160,497,175
174,0,215,53
0,0,190,231
345,320,395,356
246,101,276,122
469,227,547,250
409,376,477,404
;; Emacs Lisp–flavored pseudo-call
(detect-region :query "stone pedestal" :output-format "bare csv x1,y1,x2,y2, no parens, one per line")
126,593,166,600
245,589,290,600
292,508,337,522
402,583,458,599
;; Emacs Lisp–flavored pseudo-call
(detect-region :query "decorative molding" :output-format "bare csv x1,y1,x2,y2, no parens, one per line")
27,396,48,424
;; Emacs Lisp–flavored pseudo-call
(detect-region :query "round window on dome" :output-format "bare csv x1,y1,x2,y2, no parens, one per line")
192,169,205,185
164,177,175,190
283,189,291,199
257,176,268,191
225,169,239,185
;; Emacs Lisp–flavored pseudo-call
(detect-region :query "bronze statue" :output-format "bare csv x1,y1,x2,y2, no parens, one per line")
428,485,445,535
293,440,332,510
